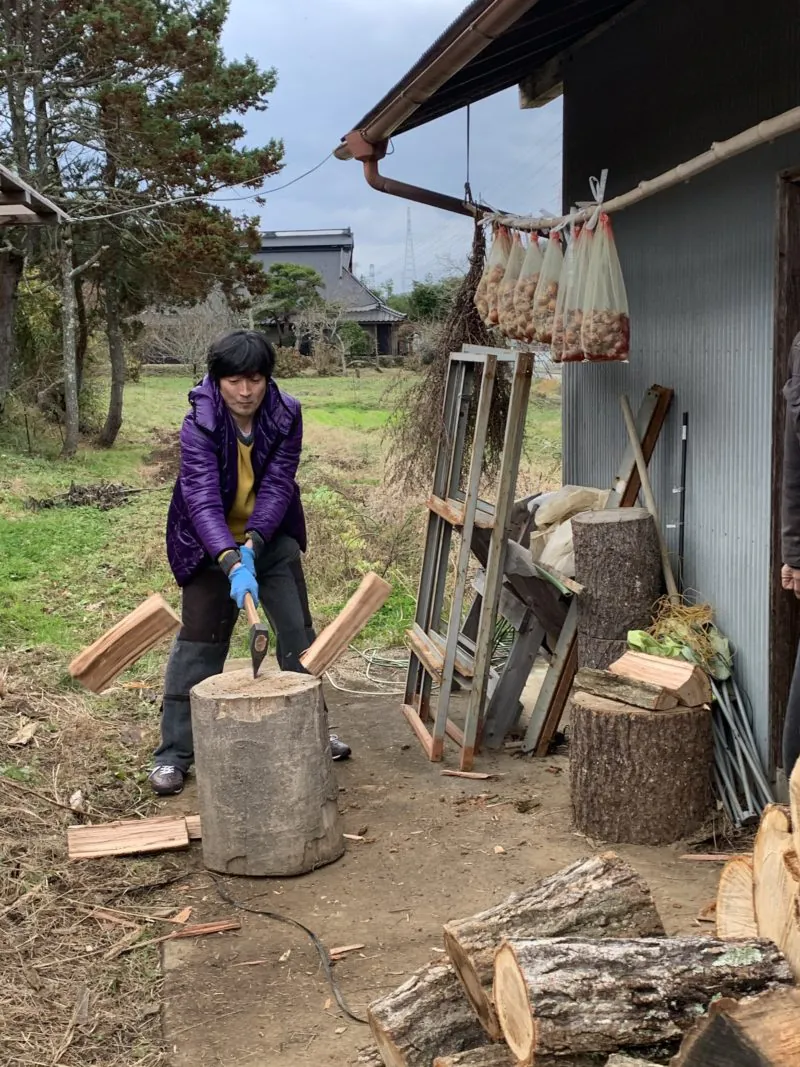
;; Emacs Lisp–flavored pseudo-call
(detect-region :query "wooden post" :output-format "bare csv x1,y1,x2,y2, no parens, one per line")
191,669,344,877
570,692,713,845
572,508,662,670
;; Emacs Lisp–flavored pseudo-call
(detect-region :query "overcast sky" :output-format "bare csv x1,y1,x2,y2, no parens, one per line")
220,0,563,291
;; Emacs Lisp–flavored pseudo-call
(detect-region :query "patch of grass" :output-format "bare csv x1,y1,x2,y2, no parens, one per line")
0,370,561,658
0,651,174,1067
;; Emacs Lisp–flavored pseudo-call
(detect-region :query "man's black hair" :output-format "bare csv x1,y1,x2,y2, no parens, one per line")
207,329,276,382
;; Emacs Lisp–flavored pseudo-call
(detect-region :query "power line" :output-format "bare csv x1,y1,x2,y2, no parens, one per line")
67,151,333,223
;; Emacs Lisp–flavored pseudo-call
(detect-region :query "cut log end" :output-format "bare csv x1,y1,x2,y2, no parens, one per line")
492,942,534,1064
493,936,793,1063
192,667,318,701
368,1009,407,1067
442,926,500,1038
716,856,757,940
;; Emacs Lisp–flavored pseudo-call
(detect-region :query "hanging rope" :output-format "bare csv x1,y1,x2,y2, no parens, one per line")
464,104,474,204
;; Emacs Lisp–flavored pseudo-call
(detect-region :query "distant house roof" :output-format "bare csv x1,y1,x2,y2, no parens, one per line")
254,229,405,325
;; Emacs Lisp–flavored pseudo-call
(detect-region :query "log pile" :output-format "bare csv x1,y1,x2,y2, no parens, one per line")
362,853,796,1067
570,652,713,844
715,785,800,979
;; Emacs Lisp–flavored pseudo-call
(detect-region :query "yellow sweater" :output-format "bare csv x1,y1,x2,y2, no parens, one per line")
227,436,256,543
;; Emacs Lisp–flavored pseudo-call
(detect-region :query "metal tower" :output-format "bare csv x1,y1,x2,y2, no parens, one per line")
402,207,417,293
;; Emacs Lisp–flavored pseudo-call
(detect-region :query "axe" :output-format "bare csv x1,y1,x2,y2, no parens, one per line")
243,592,270,678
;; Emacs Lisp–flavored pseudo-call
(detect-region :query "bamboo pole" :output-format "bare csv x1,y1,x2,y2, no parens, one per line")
487,105,800,232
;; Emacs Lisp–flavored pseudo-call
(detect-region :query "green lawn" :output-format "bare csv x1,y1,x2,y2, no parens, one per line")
0,370,561,660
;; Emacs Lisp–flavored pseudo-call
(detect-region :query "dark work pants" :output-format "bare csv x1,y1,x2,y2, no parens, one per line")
154,534,318,771
784,644,800,780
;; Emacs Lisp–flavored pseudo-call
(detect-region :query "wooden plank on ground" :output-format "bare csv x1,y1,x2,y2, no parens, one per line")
68,815,190,860
608,651,711,707
69,594,180,694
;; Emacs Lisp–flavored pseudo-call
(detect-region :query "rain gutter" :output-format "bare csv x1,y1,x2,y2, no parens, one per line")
334,0,539,218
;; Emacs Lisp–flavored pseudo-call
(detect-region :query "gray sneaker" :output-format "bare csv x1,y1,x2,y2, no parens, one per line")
330,734,351,761
149,765,185,796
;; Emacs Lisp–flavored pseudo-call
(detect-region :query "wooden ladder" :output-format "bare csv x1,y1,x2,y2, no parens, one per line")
402,347,533,770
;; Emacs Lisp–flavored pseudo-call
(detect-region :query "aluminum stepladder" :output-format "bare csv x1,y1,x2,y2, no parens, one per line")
403,347,534,770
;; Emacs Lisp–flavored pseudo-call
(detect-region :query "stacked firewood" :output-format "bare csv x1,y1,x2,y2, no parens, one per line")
360,852,799,1067
716,770,800,977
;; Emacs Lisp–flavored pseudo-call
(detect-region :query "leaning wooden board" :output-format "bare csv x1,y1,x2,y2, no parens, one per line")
522,385,674,755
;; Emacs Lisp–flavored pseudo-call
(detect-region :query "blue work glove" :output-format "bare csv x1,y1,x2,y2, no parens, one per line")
228,564,260,610
239,544,257,577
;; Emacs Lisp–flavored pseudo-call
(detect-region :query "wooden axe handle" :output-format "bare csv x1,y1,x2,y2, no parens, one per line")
243,592,260,627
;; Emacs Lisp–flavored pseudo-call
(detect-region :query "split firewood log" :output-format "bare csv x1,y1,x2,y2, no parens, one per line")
790,759,800,861
671,986,800,1066
368,962,488,1067
492,936,793,1064
442,852,664,1038
715,855,757,939
752,803,800,977
608,651,711,707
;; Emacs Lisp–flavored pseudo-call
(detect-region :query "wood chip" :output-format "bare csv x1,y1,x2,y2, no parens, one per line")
329,943,365,958
111,919,241,957
696,901,717,923
173,906,193,924
680,853,751,862
67,815,190,860
8,717,38,746
344,833,365,842
440,770,495,780
88,907,141,929
184,814,202,840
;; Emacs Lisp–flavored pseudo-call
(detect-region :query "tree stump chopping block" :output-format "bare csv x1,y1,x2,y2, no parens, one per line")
492,936,794,1064
572,509,662,670
191,669,344,877
570,692,712,845
442,852,664,1039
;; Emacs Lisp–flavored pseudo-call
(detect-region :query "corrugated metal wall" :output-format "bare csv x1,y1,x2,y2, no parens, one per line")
560,0,800,763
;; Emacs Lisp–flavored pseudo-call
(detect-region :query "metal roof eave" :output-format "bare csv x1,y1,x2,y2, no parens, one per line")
334,0,639,159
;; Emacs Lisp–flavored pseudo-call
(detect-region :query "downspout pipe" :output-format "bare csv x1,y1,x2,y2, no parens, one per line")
344,130,494,220
364,158,482,219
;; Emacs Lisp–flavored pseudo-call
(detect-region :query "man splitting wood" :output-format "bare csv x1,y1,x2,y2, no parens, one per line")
149,329,350,797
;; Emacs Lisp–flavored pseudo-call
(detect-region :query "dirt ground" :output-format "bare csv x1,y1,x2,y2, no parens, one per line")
155,685,721,1067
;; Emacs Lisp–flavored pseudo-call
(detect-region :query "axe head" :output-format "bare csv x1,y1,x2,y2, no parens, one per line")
249,623,270,678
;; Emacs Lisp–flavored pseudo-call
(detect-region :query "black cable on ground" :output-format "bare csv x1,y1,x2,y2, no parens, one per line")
210,874,368,1024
